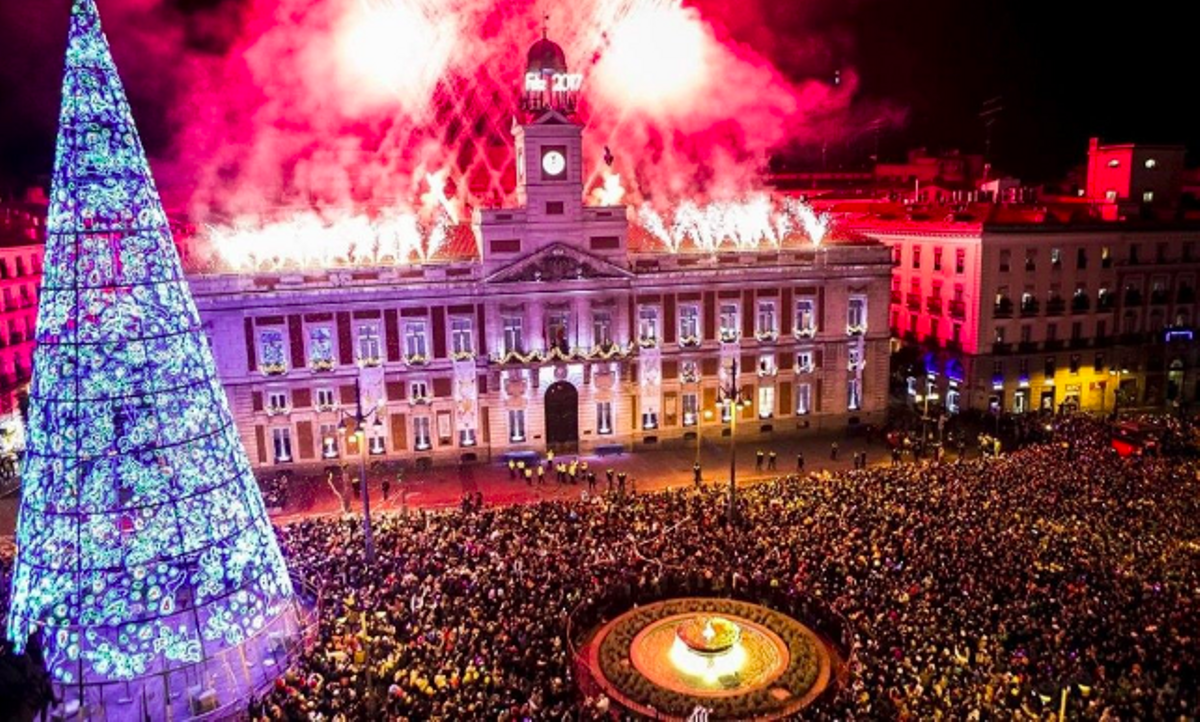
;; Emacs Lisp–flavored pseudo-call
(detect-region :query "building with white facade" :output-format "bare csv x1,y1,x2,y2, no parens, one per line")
185,34,892,470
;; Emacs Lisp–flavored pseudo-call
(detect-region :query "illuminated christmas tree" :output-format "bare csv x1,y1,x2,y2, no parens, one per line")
5,0,297,712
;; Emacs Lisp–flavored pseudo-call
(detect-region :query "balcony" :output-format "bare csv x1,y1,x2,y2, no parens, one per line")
949,300,966,320
993,299,1014,318
890,289,902,304
1150,290,1170,306
1179,287,1196,304
1043,339,1064,352
1045,298,1066,316
1124,290,1143,307
992,342,1013,355
1119,332,1145,345
926,298,943,315
1068,337,1089,349
1020,299,1040,317
906,293,921,312
1018,341,1039,353
1097,295,1116,312
1071,296,1090,314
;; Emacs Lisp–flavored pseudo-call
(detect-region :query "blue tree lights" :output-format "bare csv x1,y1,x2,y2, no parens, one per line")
5,0,296,707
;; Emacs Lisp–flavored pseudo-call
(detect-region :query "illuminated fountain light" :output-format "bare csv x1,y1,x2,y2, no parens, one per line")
668,616,747,686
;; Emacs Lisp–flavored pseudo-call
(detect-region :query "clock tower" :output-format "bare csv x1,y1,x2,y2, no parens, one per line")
476,28,628,269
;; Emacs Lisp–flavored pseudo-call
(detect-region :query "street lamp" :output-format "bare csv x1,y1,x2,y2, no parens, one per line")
334,377,383,564
697,408,714,466
718,357,749,524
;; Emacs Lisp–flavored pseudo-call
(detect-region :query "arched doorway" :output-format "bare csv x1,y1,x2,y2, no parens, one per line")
544,381,579,451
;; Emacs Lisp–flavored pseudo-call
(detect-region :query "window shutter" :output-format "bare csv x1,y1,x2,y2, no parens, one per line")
251,391,263,412
390,414,408,451
384,309,401,362
292,388,312,409
288,315,305,369
244,318,257,372
296,421,315,460
254,425,267,464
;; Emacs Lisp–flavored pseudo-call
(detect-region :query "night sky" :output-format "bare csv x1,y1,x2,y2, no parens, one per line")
0,0,1195,193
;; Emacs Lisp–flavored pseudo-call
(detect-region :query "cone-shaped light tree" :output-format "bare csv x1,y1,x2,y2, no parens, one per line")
5,0,297,704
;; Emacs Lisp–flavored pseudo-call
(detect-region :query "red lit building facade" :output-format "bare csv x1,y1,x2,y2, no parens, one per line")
0,195,46,462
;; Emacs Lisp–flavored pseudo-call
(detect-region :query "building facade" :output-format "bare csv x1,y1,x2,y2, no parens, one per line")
846,204,1200,415
0,198,46,464
186,36,891,471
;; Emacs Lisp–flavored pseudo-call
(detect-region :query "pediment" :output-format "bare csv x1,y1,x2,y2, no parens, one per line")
485,243,633,284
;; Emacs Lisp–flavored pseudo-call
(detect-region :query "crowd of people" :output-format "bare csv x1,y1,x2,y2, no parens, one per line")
240,415,1198,721
1,416,1197,720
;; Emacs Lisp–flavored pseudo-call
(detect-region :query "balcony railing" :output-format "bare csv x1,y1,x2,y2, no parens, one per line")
1069,337,1089,349
1119,332,1145,345
1043,339,1064,351
1018,341,1038,353
1045,298,1066,316
992,342,1013,355
1071,296,1090,313
1020,299,1040,317
994,299,1014,318
949,300,966,320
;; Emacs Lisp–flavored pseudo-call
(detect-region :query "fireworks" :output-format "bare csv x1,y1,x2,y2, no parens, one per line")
636,196,830,253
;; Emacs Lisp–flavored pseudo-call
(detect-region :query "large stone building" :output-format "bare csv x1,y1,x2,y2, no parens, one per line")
0,193,45,465
186,35,891,470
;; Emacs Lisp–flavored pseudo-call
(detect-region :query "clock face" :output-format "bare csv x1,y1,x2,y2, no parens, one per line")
542,150,566,177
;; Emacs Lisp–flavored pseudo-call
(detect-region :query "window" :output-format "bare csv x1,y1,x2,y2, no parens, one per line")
1019,358,1030,378
1105,190,1117,202
315,387,337,411
847,297,867,334
1020,325,1032,343
1046,323,1057,341
357,324,381,365
796,349,814,373
952,323,962,343
892,246,901,266
267,390,288,414
758,386,775,418
930,318,940,339
758,353,777,375
1076,248,1087,269
719,303,739,340
795,298,816,336
933,247,943,271
413,416,432,450
547,312,570,353
502,315,523,355
992,360,1004,379
404,321,427,360
796,383,812,415
756,300,777,337
1071,321,1082,340
1184,242,1194,262
410,380,429,401
1107,158,1119,168
592,311,612,347
596,402,613,435
1050,248,1062,268
1101,246,1112,268
308,327,334,369
642,410,658,430
459,429,476,447
912,246,921,269
995,326,1006,343
1025,248,1036,271
848,343,863,370
1143,191,1155,203
1044,357,1056,379
682,393,698,426
678,305,700,343
320,423,338,458
446,317,472,356
508,409,526,442
680,360,699,382
955,248,965,274
1129,244,1140,264
546,201,564,215
1145,158,1157,169
847,378,861,411
999,249,1011,273
1096,319,1107,339
272,427,292,462
1095,353,1106,372
369,430,386,455
259,329,287,373
638,307,659,344
1156,242,1168,264
1069,354,1081,374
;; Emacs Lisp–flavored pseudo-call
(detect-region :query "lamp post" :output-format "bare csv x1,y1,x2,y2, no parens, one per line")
1109,367,1129,418
718,358,748,524
697,408,714,466
335,377,383,565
